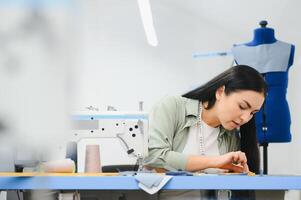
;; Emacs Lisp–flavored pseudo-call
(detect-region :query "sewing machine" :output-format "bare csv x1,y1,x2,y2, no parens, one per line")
70,111,148,172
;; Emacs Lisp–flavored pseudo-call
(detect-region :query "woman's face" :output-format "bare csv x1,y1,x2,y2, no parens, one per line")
215,87,265,130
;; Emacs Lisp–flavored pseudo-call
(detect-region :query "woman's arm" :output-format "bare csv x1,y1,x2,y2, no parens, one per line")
186,151,249,172
144,96,189,171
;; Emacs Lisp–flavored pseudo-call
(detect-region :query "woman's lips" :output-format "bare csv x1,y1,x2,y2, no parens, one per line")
233,121,240,126
232,121,240,126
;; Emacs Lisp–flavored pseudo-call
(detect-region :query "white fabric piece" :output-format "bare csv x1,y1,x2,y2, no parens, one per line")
137,175,173,195
135,173,164,188
232,40,291,73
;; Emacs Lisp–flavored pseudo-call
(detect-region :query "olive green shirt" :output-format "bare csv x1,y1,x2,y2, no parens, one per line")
144,96,240,171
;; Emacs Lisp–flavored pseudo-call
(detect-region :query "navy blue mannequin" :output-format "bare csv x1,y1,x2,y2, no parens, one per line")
233,21,295,144
232,21,295,174
246,22,295,67
247,27,277,45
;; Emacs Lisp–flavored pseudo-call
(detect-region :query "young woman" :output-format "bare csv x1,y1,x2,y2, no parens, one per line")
144,65,267,199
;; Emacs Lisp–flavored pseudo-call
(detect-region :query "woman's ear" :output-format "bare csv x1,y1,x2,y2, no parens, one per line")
215,86,225,100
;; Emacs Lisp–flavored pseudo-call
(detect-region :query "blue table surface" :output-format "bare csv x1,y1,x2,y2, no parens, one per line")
1,173,301,190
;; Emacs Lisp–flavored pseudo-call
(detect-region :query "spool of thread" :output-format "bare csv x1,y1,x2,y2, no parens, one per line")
85,144,101,173
43,158,75,173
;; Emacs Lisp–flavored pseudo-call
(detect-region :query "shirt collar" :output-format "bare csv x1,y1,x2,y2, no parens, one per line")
183,98,199,128
184,98,199,117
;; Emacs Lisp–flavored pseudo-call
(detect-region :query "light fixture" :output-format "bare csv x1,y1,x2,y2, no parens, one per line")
137,0,158,47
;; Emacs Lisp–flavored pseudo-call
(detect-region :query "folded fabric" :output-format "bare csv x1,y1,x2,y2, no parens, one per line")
134,173,172,194
135,173,163,188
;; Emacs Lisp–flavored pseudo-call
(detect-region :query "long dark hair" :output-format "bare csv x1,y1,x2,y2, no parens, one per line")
182,65,267,173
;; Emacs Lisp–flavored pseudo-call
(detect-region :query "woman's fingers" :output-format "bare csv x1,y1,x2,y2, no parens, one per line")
221,163,244,173
225,162,249,173
215,151,250,173
217,151,248,171
232,151,247,165
242,163,249,173
230,151,249,173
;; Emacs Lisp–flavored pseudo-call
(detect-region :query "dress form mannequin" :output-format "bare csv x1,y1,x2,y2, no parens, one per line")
247,22,277,45
245,20,295,66
231,21,295,174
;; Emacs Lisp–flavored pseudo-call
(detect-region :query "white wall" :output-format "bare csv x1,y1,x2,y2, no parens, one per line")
72,0,301,174
0,2,75,160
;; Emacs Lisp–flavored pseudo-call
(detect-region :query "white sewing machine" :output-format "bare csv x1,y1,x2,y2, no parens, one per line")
70,111,148,172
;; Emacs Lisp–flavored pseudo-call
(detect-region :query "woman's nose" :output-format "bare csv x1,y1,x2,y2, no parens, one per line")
240,112,252,123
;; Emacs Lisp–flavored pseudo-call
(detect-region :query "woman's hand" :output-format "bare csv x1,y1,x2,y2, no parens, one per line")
213,151,249,173
186,151,249,172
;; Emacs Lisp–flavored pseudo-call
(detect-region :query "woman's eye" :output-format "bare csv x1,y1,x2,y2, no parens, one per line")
239,105,246,110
